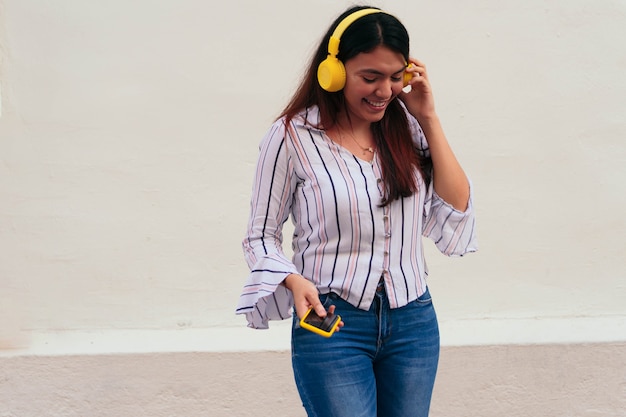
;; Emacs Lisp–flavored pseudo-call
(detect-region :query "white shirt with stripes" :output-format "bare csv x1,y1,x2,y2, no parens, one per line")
237,106,477,329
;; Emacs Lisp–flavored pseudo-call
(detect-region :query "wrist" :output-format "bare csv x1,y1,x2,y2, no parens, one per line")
415,112,440,125
283,273,301,290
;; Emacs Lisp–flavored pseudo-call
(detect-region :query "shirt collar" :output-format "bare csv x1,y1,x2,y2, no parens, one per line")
292,106,324,132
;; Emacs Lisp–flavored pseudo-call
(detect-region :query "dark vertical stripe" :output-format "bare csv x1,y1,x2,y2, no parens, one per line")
355,156,376,308
260,138,285,255
398,197,409,305
309,130,341,287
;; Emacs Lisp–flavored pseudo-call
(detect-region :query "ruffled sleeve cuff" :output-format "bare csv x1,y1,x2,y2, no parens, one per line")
423,180,478,257
235,253,298,329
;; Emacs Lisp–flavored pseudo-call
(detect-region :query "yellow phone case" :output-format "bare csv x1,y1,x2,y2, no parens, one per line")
300,307,341,338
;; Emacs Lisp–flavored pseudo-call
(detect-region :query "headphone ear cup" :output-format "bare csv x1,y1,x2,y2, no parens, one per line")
403,68,413,87
317,57,346,92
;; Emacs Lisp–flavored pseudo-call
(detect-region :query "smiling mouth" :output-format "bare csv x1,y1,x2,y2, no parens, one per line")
364,98,388,109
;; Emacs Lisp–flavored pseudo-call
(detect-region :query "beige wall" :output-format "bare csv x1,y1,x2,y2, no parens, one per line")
0,0,625,414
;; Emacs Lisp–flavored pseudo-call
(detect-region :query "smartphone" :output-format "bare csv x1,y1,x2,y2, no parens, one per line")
300,307,341,338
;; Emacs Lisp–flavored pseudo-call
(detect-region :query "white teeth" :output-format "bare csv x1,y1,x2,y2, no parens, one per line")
366,99,387,108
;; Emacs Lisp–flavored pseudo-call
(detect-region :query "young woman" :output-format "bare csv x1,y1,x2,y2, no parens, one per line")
237,6,477,417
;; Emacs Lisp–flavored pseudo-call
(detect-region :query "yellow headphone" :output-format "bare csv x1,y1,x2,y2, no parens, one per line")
317,8,413,92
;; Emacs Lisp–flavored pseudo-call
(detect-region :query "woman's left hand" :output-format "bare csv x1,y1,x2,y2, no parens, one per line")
400,58,471,212
399,59,437,121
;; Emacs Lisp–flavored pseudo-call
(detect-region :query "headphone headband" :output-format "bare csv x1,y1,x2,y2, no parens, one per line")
327,8,382,57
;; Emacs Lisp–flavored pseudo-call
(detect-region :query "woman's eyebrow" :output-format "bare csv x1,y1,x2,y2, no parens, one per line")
360,67,406,76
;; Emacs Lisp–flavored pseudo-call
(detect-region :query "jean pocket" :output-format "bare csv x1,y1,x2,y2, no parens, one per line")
318,293,330,306
415,287,432,304
319,292,342,308
293,293,334,331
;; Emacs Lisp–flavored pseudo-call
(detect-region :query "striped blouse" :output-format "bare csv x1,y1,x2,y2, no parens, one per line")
237,105,477,329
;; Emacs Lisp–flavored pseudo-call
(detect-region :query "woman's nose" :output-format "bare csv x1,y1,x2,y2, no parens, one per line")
376,79,393,98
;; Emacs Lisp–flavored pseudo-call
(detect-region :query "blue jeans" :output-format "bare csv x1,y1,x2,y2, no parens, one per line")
291,284,440,417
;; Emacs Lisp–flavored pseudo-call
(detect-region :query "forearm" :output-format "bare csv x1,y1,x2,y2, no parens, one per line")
419,115,470,211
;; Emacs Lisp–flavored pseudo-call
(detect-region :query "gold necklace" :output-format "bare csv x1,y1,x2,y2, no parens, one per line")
338,127,375,155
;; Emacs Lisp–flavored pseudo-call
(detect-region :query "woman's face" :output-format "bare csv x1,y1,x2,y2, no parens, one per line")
342,45,407,126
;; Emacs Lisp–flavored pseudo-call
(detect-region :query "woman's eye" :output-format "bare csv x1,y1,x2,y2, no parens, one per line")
363,78,376,83
391,76,402,82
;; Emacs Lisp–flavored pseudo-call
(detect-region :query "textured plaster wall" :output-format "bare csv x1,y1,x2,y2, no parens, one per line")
1,0,625,353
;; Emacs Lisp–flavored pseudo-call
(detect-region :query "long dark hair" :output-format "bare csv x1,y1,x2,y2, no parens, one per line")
279,6,428,205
